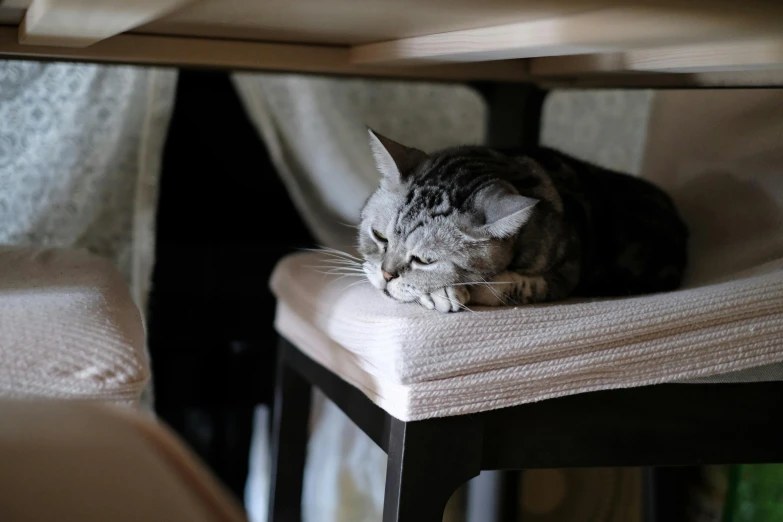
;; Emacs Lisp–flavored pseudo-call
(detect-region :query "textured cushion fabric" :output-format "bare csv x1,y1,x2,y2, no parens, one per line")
0,248,148,405
272,253,783,421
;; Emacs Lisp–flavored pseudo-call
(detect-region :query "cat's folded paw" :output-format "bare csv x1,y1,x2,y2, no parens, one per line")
417,286,470,313
468,270,516,306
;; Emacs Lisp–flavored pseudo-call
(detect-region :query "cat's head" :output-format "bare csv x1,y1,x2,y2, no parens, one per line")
358,130,538,303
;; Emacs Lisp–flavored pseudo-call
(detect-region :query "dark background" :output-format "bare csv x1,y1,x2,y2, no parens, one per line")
148,69,315,496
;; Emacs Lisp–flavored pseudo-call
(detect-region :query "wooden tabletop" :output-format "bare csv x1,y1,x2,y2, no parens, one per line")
1,0,782,87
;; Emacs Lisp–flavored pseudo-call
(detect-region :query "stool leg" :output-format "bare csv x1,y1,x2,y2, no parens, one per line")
383,416,483,522
268,341,312,522
642,467,657,522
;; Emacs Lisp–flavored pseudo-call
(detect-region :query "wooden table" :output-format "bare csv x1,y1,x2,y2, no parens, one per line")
1,0,783,88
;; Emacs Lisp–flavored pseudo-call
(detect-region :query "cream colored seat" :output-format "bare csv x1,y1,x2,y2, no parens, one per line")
272,251,783,421
0,399,246,522
0,248,149,406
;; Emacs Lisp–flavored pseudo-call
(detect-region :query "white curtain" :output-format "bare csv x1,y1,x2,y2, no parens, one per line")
0,60,178,408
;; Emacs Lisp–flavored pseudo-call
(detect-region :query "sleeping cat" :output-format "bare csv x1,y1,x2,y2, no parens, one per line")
358,130,688,313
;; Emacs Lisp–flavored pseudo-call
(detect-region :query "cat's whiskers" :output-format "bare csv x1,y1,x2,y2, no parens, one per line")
312,262,364,272
343,279,370,291
304,246,363,263
322,258,363,266
311,256,357,266
452,300,477,315
330,274,365,284
306,265,366,276
309,253,364,272
452,280,518,304
302,246,366,279
305,249,365,271
477,275,519,306
322,267,364,275
451,281,514,286
320,263,366,278
309,253,361,262
305,262,363,269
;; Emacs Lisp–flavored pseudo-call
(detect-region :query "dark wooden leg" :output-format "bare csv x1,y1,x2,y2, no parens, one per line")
471,82,547,522
643,467,701,522
500,471,520,522
383,415,483,522
268,340,312,522
642,467,657,522
471,82,548,148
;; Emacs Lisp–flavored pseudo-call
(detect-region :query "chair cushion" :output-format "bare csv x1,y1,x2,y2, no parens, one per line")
0,248,148,405
0,399,245,522
272,252,783,421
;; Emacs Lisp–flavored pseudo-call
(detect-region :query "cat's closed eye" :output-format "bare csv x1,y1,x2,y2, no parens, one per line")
411,255,435,266
372,229,387,242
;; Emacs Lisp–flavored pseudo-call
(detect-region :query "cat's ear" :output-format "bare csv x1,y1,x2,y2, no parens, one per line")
470,182,538,239
367,129,426,188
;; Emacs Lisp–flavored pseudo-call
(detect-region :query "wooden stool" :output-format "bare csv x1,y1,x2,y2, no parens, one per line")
269,339,783,522
266,253,783,522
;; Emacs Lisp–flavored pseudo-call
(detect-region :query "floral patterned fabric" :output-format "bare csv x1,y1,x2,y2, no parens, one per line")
0,60,177,313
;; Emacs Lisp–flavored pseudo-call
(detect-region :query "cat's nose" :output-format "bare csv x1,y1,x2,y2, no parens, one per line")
382,270,397,282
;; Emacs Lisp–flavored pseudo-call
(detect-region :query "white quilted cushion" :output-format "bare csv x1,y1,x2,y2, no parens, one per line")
0,248,148,405
272,252,783,421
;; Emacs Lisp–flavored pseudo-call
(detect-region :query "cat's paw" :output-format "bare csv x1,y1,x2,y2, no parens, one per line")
468,270,516,306
417,286,470,313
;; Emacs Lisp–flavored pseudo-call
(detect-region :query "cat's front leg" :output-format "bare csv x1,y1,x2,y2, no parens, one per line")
417,286,470,313
469,270,554,306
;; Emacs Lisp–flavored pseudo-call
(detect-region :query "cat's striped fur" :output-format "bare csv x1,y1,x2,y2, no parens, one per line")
358,131,687,313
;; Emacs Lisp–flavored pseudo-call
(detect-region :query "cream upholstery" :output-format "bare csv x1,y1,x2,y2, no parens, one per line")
0,248,148,406
0,399,245,522
272,252,783,421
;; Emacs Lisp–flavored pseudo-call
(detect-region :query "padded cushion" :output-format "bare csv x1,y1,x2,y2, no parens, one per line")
272,252,783,421
0,399,245,522
0,248,148,405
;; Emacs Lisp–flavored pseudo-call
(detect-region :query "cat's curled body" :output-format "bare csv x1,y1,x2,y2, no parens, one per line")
358,131,688,313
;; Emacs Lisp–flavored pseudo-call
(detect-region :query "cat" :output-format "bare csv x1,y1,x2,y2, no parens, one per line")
357,130,688,313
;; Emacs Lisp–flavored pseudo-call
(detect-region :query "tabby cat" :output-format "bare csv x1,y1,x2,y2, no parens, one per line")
358,130,688,313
